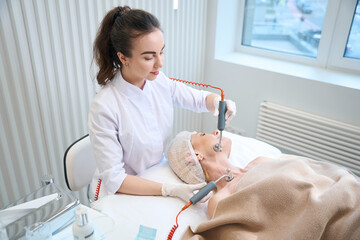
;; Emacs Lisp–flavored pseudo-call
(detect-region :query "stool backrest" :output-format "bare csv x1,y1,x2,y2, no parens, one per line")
63,135,96,191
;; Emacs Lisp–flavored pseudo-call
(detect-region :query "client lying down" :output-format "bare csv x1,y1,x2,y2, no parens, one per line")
167,130,360,240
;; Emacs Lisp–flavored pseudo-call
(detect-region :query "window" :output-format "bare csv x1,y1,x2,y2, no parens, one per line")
344,1,360,60
237,0,360,72
242,0,328,58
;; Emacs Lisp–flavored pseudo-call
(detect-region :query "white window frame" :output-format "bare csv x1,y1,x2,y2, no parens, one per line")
327,0,360,72
235,0,360,73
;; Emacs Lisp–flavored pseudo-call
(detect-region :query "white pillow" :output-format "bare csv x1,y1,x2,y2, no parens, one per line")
223,131,282,168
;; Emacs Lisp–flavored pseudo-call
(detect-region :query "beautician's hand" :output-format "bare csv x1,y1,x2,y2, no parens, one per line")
213,96,237,124
162,182,207,203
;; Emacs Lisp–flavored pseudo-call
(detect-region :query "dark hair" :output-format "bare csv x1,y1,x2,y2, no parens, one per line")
93,6,161,86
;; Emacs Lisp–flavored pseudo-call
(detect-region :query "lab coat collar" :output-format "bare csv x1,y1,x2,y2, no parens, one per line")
113,71,150,98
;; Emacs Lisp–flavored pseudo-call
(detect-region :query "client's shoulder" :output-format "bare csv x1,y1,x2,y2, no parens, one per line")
245,156,277,171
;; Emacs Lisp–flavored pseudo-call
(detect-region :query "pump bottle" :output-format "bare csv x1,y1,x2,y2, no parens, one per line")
72,207,94,240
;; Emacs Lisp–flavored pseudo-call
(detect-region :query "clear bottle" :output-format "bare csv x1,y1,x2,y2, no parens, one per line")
72,207,95,240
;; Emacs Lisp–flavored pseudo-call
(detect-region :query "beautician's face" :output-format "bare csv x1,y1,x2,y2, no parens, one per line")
191,130,232,157
120,28,165,87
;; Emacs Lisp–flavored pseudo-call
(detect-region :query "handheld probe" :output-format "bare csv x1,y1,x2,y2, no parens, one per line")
213,100,226,152
189,168,233,204
167,169,234,239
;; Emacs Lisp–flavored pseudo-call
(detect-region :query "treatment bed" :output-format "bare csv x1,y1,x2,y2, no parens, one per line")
90,131,283,239
90,130,360,239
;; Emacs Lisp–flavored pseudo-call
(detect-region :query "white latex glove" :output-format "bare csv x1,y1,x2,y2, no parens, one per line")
162,182,209,203
213,96,237,124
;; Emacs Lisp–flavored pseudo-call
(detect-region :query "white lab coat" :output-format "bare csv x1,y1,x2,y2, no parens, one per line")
88,71,210,197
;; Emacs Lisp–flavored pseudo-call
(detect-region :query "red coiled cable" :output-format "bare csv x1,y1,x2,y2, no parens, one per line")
169,77,225,101
167,202,192,240
94,179,102,201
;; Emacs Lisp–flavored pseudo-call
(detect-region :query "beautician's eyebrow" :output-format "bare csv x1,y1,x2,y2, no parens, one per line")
140,45,165,55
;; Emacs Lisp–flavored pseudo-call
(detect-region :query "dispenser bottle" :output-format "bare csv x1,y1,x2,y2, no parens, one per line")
72,207,94,240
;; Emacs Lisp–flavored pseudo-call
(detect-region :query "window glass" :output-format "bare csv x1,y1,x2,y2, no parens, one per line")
344,0,360,60
242,0,328,58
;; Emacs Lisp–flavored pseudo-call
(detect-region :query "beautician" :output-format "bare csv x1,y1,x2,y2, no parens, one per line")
89,6,236,202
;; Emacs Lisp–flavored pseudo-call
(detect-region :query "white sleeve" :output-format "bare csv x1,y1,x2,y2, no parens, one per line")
166,76,211,113
88,99,127,195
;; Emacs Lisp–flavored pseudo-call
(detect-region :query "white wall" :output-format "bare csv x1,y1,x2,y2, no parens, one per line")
202,0,360,137
0,0,208,208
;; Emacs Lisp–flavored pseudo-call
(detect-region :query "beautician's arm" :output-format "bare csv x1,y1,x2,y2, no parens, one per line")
118,174,206,203
205,93,219,112
117,175,162,195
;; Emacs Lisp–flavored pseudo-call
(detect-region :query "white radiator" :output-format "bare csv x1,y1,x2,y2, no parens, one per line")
256,102,360,175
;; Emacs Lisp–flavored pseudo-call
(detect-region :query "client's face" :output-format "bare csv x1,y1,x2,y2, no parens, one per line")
191,130,232,158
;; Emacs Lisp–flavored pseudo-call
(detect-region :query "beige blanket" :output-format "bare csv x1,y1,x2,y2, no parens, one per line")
182,155,360,240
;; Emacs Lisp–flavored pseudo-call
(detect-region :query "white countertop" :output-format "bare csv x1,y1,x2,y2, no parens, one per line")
52,204,124,240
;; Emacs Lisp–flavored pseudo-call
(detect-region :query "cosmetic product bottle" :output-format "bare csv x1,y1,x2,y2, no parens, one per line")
72,207,94,240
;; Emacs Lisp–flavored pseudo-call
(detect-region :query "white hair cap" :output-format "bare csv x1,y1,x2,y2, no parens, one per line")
167,131,206,184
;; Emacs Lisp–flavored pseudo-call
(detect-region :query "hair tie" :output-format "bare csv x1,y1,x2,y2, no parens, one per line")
112,6,130,25
112,11,121,25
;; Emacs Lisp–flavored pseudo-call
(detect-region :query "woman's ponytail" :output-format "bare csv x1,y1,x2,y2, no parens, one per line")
93,7,121,86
